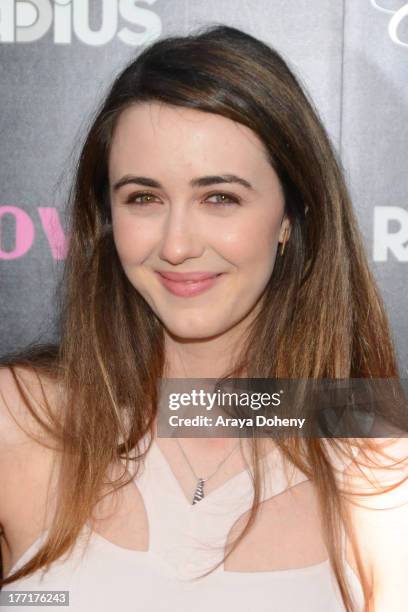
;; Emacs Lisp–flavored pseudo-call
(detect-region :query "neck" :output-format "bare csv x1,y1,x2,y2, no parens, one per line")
163,323,250,379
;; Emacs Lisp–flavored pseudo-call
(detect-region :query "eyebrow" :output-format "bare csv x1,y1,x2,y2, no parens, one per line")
112,174,255,192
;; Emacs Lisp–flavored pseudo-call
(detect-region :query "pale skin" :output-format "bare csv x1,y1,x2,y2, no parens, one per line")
109,101,289,376
0,103,407,610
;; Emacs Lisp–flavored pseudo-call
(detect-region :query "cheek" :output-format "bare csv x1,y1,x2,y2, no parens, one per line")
111,214,154,266
217,213,281,272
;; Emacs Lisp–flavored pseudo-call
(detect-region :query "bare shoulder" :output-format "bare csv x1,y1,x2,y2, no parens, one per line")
0,364,62,542
344,437,408,493
0,364,62,442
344,437,408,608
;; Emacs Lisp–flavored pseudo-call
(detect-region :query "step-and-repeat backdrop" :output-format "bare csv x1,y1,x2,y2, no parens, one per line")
0,1,407,370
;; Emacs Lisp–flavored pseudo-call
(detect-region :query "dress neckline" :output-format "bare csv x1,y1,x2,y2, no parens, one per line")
149,436,291,510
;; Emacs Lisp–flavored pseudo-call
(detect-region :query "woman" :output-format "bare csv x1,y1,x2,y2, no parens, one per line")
0,24,407,612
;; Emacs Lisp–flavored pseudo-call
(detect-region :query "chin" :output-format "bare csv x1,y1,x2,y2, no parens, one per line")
164,325,224,342
162,316,229,342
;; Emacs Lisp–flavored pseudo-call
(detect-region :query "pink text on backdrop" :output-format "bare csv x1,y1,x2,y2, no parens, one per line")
0,206,69,260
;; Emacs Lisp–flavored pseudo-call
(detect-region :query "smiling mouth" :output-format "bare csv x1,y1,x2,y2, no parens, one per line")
155,272,223,297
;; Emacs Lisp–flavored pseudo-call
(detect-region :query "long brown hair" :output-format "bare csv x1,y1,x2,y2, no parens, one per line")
0,24,402,610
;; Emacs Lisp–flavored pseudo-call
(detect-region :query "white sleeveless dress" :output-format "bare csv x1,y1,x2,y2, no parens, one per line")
2,435,364,611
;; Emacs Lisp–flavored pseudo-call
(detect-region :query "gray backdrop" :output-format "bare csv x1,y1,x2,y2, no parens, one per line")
0,0,407,371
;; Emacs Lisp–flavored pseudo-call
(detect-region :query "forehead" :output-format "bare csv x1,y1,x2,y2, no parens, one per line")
108,102,272,181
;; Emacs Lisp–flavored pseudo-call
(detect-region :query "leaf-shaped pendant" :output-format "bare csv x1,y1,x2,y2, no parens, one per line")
192,478,205,505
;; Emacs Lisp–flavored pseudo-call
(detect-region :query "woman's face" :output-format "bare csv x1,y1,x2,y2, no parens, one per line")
109,102,288,341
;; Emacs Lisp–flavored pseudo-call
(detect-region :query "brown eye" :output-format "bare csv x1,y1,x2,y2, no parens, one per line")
126,192,160,205
205,193,241,206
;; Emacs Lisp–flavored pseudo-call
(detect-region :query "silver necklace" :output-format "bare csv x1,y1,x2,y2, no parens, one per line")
175,438,241,505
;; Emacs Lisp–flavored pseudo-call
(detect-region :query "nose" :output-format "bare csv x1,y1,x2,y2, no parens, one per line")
158,204,204,265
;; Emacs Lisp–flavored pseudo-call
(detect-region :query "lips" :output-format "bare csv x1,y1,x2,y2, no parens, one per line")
157,271,220,282
155,271,223,297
